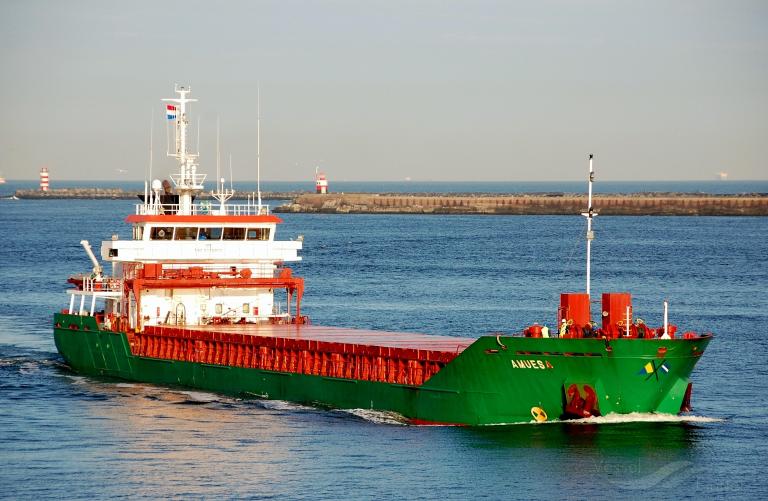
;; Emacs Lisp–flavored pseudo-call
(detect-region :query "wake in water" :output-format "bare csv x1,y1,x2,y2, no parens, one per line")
250,399,318,412
565,412,723,425
0,354,62,370
336,408,409,426
336,410,723,427
486,412,724,427
0,354,69,380
174,390,222,404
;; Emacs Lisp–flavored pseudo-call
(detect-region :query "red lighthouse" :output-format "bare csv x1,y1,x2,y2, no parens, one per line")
40,167,50,192
315,167,328,194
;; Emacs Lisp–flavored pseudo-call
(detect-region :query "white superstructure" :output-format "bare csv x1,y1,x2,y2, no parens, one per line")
68,86,306,331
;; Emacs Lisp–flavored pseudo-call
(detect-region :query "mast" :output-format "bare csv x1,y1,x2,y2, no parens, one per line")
257,85,263,212
217,117,221,191
581,154,597,296
162,85,204,215
210,116,233,213
145,110,152,212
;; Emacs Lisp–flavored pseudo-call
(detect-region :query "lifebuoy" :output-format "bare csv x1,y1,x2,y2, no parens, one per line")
531,406,548,422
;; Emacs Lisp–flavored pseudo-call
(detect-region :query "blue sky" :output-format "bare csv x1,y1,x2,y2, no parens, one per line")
1,0,766,181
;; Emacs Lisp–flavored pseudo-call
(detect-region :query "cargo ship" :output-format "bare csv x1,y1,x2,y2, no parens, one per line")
53,86,712,425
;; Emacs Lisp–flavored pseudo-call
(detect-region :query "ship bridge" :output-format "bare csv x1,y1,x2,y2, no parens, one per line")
72,85,306,329
100,205,302,267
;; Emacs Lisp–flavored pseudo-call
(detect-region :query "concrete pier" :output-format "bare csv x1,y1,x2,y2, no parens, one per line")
14,188,301,200
13,188,768,215
275,193,768,216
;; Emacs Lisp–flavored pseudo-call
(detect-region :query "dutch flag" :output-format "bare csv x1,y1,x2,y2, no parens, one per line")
166,104,177,120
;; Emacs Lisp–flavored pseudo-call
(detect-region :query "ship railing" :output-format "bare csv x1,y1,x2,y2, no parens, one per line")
65,277,123,319
157,263,278,279
81,276,124,293
170,173,207,189
135,203,270,216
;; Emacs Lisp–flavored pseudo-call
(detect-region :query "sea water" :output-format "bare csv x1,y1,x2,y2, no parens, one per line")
1,197,766,499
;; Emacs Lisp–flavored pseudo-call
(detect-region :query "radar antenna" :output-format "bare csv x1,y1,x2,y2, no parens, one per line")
581,154,597,296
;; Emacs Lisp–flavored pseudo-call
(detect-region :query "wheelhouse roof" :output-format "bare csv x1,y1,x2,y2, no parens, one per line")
126,214,283,224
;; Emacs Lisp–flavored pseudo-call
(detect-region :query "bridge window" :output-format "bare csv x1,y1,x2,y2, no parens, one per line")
150,227,174,240
174,227,198,240
246,228,270,241
223,227,246,240
198,227,222,240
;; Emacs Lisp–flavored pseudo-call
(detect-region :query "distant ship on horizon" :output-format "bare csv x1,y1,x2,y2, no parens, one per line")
717,171,729,181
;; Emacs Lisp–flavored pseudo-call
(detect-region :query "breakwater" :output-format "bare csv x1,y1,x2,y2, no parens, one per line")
14,188,302,200
275,193,768,216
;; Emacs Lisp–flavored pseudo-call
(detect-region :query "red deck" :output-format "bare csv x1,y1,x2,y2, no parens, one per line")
184,324,475,352
130,324,477,386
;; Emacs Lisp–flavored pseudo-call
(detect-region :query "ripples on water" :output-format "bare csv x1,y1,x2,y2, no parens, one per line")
1,199,767,498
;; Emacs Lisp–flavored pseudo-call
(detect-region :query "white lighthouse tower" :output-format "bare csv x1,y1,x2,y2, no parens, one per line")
315,167,328,194
39,167,50,192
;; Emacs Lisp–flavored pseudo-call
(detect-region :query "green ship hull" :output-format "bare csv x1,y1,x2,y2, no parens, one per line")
54,313,711,425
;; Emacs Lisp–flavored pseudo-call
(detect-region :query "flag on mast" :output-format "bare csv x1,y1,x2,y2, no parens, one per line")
166,105,177,120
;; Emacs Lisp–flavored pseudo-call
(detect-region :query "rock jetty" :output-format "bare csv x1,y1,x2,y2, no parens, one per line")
14,188,302,200
275,193,768,216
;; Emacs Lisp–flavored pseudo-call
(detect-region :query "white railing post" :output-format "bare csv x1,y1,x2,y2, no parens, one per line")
625,306,630,337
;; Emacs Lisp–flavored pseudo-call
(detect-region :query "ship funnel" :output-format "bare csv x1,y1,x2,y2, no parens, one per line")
601,293,632,331
559,293,591,332
80,240,103,279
